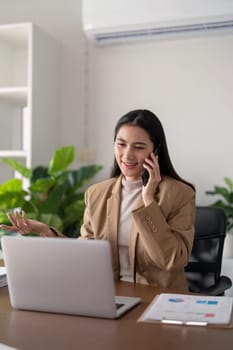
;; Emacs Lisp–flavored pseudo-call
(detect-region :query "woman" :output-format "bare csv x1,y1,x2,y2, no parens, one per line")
1,109,195,290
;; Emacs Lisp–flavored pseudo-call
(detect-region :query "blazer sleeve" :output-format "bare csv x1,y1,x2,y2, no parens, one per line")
132,184,195,271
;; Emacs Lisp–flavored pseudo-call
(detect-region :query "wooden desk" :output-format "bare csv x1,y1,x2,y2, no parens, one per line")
1,282,233,350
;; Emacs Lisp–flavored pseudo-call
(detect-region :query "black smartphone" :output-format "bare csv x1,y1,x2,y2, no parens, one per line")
142,147,159,186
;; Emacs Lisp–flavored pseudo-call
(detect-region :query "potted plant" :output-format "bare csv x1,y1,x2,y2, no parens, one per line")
206,177,233,258
206,177,233,231
0,145,102,248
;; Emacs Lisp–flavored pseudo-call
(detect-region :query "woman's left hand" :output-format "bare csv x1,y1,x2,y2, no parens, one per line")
0,211,55,237
142,152,161,206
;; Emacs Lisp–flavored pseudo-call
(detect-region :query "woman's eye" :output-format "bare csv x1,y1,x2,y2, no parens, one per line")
135,146,145,150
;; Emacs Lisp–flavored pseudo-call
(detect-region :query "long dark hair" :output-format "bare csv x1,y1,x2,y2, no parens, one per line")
110,109,195,191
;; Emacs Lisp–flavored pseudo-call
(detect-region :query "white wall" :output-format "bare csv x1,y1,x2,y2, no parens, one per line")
0,0,233,206
87,32,233,205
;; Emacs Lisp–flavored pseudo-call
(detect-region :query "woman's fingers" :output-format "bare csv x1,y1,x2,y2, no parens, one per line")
143,153,161,182
7,212,18,226
6,211,30,234
0,223,17,232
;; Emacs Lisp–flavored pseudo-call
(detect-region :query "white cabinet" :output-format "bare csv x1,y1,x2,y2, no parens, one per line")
0,22,60,182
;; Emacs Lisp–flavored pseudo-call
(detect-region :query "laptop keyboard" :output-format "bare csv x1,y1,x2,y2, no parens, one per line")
116,303,125,310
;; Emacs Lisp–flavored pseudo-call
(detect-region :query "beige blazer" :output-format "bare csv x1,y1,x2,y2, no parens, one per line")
80,175,196,291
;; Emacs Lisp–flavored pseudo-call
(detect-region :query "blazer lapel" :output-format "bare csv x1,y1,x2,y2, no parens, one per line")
106,175,122,278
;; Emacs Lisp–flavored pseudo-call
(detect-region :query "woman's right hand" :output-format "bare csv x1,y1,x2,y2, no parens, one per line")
0,211,56,237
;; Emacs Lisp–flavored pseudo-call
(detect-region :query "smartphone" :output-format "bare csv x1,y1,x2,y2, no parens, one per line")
142,147,159,186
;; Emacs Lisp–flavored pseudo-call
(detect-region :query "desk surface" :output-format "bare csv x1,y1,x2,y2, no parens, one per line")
1,281,233,350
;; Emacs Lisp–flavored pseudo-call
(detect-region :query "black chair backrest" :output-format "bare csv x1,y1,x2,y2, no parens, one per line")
185,206,227,293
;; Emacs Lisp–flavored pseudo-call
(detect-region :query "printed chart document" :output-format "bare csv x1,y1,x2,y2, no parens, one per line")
0,267,7,287
138,293,233,327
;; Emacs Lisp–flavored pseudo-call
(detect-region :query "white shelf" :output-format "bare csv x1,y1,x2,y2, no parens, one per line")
0,86,28,105
0,22,60,184
0,150,27,158
0,22,29,46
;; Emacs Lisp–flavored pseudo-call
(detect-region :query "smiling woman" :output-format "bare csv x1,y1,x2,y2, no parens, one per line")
114,125,159,208
1,109,196,292
114,124,154,183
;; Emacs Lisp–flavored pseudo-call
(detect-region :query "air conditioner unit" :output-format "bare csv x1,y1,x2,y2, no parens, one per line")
82,0,233,45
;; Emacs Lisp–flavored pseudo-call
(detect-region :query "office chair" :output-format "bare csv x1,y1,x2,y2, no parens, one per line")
185,206,232,296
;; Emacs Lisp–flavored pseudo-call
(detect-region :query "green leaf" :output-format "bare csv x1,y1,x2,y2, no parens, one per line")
0,178,23,193
0,192,27,210
38,213,63,230
0,212,10,224
63,199,85,227
66,165,103,192
31,166,49,182
0,158,32,178
224,177,233,191
62,192,84,209
26,212,64,231
29,178,56,193
228,192,233,204
38,183,67,214
48,145,75,176
206,186,230,201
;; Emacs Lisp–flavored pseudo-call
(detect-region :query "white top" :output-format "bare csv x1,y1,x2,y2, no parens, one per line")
118,177,143,282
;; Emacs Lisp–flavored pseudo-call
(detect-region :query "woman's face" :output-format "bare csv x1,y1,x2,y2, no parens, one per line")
114,124,154,181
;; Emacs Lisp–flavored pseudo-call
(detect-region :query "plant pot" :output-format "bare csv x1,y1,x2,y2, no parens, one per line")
223,232,233,259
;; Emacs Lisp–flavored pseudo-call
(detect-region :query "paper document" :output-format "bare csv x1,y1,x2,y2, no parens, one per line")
0,267,7,287
138,293,233,326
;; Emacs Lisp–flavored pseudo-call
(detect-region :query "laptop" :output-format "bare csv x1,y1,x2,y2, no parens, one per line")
1,236,141,319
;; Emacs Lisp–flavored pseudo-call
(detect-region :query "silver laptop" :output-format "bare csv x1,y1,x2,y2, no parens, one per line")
2,236,141,319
